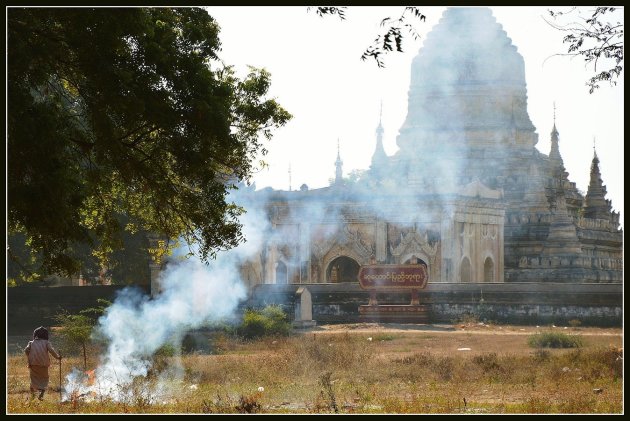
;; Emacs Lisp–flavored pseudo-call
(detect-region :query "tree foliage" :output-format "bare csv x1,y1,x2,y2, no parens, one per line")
309,6,427,68
8,8,291,279
8,217,151,286
546,6,623,93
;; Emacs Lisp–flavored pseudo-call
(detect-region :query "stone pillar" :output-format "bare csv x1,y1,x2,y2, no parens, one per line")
293,286,316,328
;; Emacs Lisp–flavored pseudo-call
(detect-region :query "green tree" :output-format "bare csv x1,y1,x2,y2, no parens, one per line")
8,8,291,280
545,7,623,93
54,299,112,369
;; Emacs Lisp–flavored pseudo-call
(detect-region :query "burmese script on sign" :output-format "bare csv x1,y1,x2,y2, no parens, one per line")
358,265,428,290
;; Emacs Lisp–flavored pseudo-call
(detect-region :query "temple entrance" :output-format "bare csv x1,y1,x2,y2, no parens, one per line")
460,257,472,282
326,256,360,282
275,261,288,284
484,257,494,282
404,256,428,269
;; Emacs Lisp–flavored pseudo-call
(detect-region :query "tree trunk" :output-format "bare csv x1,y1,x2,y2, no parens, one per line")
82,343,87,370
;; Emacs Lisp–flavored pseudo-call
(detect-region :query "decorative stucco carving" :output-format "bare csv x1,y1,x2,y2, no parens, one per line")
390,229,438,261
313,225,374,265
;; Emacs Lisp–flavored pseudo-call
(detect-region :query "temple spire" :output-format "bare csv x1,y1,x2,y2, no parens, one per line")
549,102,561,162
371,102,388,173
334,138,343,184
583,141,611,220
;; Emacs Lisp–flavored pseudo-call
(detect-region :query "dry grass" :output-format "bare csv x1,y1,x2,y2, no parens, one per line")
7,325,622,414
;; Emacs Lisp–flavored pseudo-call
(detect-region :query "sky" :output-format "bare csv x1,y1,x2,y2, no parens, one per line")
205,6,623,228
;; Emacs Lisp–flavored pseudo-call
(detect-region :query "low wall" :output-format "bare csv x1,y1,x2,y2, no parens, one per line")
7,282,622,340
7,285,150,336
249,282,623,326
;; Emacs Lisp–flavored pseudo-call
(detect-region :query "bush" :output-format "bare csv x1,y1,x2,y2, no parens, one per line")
237,305,291,339
527,331,583,349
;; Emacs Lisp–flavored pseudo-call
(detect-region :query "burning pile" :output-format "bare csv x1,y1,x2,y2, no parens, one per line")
62,368,97,403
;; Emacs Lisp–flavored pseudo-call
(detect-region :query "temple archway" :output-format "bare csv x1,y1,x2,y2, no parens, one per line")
404,255,428,269
275,261,288,284
460,257,472,283
326,256,360,283
484,257,494,282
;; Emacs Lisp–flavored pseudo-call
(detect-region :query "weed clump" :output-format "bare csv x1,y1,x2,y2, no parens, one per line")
527,331,583,349
201,392,262,414
317,371,338,413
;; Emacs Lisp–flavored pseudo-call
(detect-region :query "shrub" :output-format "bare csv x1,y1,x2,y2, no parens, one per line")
237,305,291,339
261,305,291,335
527,331,583,349
239,310,267,339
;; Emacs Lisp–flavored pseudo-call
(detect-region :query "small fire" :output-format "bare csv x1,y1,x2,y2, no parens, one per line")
62,368,98,403
85,370,96,386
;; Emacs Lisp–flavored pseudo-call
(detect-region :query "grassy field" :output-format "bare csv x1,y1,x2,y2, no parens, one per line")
7,323,623,414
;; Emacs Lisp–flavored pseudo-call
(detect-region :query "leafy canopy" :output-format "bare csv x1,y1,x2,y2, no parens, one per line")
8,8,291,278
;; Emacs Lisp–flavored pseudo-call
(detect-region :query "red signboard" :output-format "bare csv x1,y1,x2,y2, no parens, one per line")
357,264,428,290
